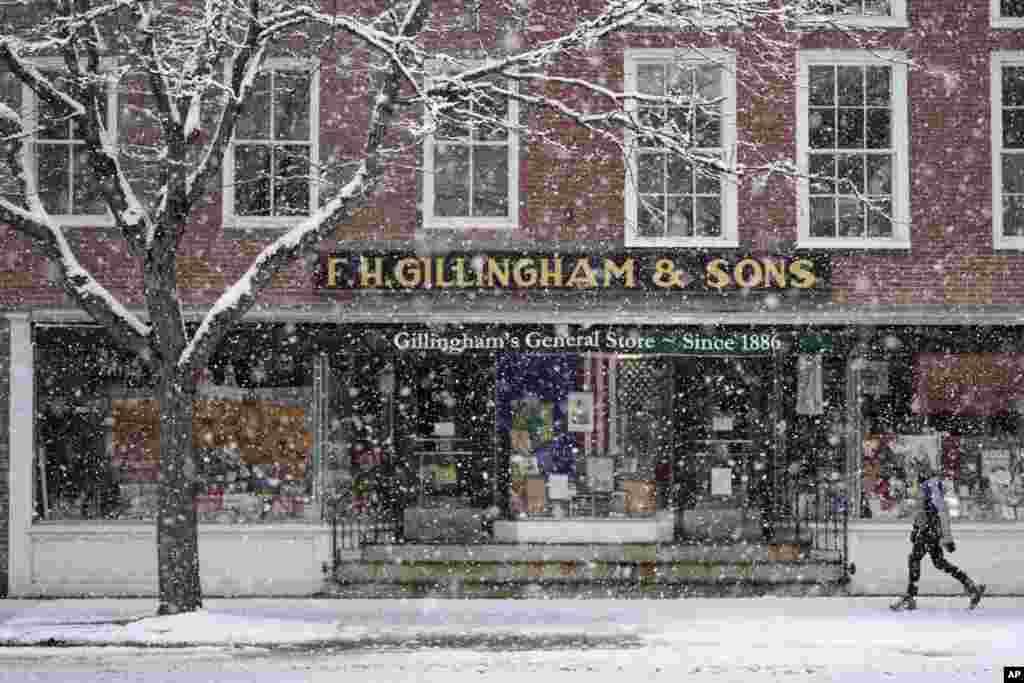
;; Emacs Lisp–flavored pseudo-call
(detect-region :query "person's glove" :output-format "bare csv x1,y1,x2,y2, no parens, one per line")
943,540,956,553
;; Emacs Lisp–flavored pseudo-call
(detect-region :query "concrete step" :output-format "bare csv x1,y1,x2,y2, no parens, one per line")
318,580,849,599
327,556,846,594
357,542,841,564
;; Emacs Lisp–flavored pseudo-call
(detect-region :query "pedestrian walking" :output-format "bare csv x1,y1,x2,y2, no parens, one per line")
891,458,985,611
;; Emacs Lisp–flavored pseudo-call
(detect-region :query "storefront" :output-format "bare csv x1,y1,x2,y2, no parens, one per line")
843,326,1024,595
8,249,1024,596
12,313,846,595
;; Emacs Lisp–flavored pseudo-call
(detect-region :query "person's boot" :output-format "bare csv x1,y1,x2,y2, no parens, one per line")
890,594,917,611
967,582,986,610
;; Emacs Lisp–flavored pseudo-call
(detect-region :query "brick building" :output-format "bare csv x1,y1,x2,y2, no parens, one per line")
3,1,1024,597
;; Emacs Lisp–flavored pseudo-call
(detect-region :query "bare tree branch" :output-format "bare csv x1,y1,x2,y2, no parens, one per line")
180,0,434,371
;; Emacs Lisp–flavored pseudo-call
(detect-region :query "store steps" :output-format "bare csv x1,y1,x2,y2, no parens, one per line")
321,543,849,599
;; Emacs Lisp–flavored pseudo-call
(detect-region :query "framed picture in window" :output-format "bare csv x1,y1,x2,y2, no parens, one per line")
567,392,594,433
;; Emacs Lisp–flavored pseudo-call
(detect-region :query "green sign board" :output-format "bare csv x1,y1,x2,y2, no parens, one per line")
390,329,822,356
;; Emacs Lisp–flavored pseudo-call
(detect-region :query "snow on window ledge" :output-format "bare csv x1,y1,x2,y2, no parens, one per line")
797,237,911,251
796,14,909,29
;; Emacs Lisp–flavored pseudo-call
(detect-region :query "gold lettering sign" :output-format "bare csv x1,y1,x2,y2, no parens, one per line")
321,252,824,292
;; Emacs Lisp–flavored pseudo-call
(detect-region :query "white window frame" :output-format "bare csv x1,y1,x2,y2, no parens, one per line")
798,0,908,28
21,57,118,227
623,48,738,249
222,58,320,230
797,49,910,250
631,7,739,29
422,65,520,231
993,0,1024,28
992,52,1024,249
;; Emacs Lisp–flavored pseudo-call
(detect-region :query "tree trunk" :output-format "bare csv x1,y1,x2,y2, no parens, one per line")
156,366,202,614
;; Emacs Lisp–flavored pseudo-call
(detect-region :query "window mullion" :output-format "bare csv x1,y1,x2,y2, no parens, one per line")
268,70,276,217
66,142,75,214
466,136,475,218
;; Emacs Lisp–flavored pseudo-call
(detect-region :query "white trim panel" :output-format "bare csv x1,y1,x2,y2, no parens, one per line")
7,314,33,595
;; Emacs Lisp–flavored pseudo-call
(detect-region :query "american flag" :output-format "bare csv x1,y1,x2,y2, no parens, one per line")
579,353,617,456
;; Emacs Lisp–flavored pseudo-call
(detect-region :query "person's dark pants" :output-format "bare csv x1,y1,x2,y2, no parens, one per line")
906,536,973,596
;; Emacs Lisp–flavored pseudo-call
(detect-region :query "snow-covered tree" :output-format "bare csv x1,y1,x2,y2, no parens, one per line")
0,0,837,614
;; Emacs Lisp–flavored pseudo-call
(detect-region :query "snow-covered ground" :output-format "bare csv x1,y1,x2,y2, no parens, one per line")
0,597,1020,681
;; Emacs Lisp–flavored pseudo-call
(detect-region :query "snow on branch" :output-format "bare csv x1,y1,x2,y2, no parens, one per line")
179,162,372,370
0,41,86,119
0,196,151,348
182,1,435,371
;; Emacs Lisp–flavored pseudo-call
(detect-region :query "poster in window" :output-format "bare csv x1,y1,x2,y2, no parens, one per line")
567,392,595,433
588,456,614,492
710,467,733,496
548,474,570,500
796,354,824,415
861,361,890,396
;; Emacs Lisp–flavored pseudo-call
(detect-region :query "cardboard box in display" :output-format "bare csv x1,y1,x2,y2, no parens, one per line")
624,479,655,514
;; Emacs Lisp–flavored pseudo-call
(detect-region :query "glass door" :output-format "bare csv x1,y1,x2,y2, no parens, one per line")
672,356,774,542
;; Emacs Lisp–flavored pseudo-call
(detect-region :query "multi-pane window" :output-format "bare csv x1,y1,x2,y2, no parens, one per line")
798,51,909,248
819,0,893,15
226,62,317,224
625,50,737,247
23,66,115,221
802,0,906,26
994,54,1024,246
996,0,1024,21
423,75,518,229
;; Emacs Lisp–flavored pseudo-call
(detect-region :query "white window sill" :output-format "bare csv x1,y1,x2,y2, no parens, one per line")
994,236,1024,250
49,215,116,229
797,15,909,28
625,236,740,249
223,216,311,231
798,237,910,250
422,218,519,231
631,17,739,29
993,17,1024,28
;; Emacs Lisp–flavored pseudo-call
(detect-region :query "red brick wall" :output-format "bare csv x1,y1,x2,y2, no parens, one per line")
0,1,1022,311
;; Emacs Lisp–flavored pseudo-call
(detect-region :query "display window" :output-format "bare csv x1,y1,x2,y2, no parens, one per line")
855,328,1024,523
33,324,316,523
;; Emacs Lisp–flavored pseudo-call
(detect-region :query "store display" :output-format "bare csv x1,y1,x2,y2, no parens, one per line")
526,476,547,514
861,433,941,519
624,479,655,515
958,438,1023,522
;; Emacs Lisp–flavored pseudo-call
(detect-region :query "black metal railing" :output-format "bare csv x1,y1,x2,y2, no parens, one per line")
328,500,403,573
789,478,850,579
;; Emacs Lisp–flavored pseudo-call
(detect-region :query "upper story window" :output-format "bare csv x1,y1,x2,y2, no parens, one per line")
632,4,739,28
624,49,737,248
22,59,117,225
422,69,519,230
993,52,1024,249
797,50,910,249
800,0,908,27
223,60,319,228
993,0,1024,27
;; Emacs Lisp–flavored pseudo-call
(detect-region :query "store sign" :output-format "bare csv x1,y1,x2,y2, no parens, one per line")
318,251,830,293
389,329,785,355
914,353,1024,416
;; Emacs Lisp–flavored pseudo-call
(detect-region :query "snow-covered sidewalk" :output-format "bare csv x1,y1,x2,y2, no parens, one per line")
0,597,1021,681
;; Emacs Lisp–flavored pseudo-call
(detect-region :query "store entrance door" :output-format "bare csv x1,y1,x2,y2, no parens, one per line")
671,356,775,542
398,354,497,542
